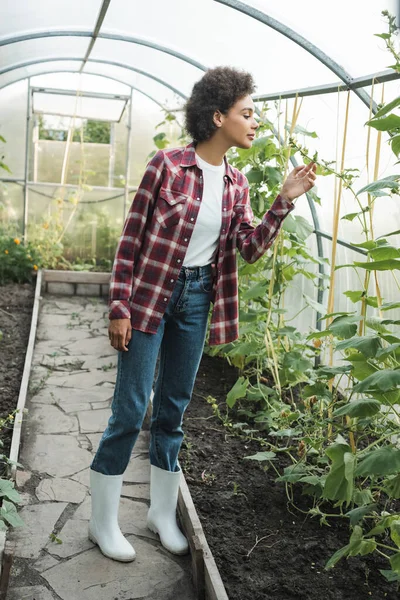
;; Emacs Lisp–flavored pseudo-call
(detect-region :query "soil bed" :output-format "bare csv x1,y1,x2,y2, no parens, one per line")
184,353,399,600
0,282,35,458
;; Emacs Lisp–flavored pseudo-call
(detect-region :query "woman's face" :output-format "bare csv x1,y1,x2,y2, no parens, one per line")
216,94,259,149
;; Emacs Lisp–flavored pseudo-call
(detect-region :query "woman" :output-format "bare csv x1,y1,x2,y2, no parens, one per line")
89,67,317,562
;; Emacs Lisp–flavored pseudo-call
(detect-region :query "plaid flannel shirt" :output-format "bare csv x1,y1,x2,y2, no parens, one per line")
109,142,295,345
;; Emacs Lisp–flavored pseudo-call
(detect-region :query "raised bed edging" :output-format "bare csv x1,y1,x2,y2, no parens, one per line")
3,269,230,600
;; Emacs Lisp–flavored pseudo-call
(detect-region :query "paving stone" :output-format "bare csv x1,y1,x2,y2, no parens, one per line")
90,400,111,410
64,337,114,356
33,341,71,355
45,518,94,558
42,536,189,600
10,503,67,559
62,402,92,414
30,386,112,406
18,492,35,506
23,434,92,477
16,469,32,488
28,405,78,434
121,483,150,500
38,355,86,370
45,370,116,389
124,455,150,484
76,409,110,433
35,477,87,503
7,585,56,600
81,354,117,370
39,314,79,329
32,553,60,572
44,299,85,314
37,326,92,343
70,467,90,487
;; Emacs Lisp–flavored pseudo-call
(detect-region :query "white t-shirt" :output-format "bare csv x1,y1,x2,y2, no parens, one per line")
183,153,224,267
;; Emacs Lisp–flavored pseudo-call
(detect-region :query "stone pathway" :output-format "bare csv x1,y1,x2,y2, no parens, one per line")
7,295,196,600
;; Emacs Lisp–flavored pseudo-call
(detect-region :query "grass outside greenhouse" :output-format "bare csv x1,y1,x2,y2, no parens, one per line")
1,5,400,600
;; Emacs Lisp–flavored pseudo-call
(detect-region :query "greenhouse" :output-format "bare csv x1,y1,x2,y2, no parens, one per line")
1,1,400,599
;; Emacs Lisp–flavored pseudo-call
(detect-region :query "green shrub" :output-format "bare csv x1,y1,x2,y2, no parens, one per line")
0,236,41,284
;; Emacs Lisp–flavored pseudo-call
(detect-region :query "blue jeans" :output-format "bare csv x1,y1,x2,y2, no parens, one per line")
91,264,212,475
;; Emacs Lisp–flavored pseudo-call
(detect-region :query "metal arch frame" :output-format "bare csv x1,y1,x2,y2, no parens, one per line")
0,30,208,73
0,58,187,99
214,0,375,110
0,69,179,114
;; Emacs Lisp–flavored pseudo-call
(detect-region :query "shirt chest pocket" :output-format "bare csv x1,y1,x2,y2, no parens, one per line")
155,187,188,229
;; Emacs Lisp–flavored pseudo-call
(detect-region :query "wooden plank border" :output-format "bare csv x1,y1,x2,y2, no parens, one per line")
178,476,229,600
8,270,43,481
42,269,110,284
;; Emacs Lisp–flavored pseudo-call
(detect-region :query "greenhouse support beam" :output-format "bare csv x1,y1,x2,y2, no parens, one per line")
80,0,112,72
253,70,400,103
31,86,130,102
215,0,373,110
315,230,368,256
0,31,208,73
23,78,31,243
124,88,133,222
108,122,116,188
0,58,187,99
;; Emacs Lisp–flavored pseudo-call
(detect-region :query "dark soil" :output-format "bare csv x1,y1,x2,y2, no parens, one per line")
0,282,35,459
183,353,399,600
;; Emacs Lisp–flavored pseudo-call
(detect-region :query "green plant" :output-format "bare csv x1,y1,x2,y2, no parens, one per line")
0,235,41,284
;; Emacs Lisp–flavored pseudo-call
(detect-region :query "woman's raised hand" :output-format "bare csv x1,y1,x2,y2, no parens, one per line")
280,162,317,202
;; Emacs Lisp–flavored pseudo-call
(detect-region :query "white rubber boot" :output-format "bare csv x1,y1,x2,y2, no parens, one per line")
147,465,189,555
89,469,136,562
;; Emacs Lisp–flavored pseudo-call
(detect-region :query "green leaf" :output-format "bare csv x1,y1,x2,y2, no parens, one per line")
282,351,313,373
355,447,400,476
369,245,400,261
333,398,381,418
303,293,327,316
390,520,400,548
352,369,400,393
316,364,353,377
330,315,361,339
0,480,21,504
341,212,361,222
336,335,382,358
264,166,282,187
276,464,308,483
381,301,400,311
243,451,276,462
365,316,391,334
371,96,400,120
354,259,400,271
345,504,378,526
385,474,400,499
376,343,400,361
246,168,264,184
226,377,249,408
323,437,353,505
325,544,350,569
366,114,400,132
353,489,374,506
282,214,314,241
242,281,268,300
392,134,400,157
356,175,400,196
390,552,400,574
344,291,364,304
0,500,24,528
380,570,400,583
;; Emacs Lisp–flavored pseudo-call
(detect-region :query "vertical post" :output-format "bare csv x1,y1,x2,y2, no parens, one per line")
123,89,133,221
23,78,31,243
108,122,115,188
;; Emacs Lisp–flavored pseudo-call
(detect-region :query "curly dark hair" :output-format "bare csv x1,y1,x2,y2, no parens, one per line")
184,66,256,143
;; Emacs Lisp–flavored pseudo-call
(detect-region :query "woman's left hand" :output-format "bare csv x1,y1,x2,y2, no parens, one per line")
280,162,317,202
